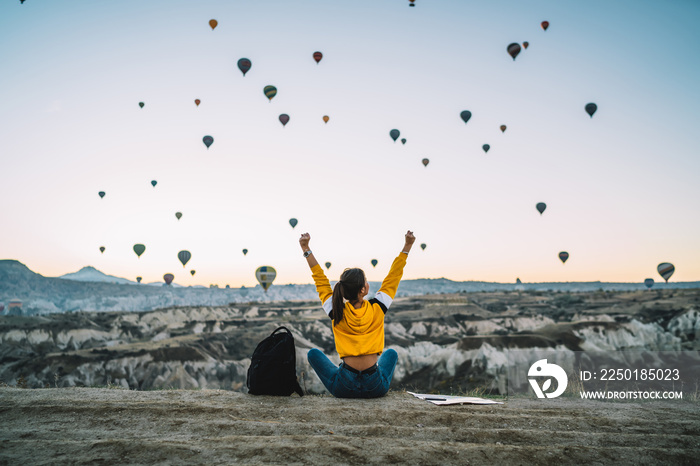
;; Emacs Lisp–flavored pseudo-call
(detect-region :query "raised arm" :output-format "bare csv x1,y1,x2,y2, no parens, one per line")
374,230,415,311
299,233,333,315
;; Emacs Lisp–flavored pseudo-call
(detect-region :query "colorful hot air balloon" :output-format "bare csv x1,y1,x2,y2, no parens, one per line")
541,21,549,31
313,52,323,64
500,125,507,133
209,19,218,30
409,0,415,6
190,270,196,276
194,99,201,107
523,41,529,49
203,135,214,149
422,158,429,167
644,278,654,289
420,243,426,251
585,103,597,118
371,259,378,268
559,252,569,264
279,114,290,126
163,273,174,285
138,102,144,109
136,276,142,283
507,43,521,60
323,115,329,124
151,180,157,187
255,266,276,292
133,244,146,258
482,144,490,153
264,85,277,101
536,202,547,215
242,249,248,256
325,262,331,270
289,218,298,228
99,246,105,254
390,129,400,142
657,263,675,282
98,191,105,199
460,111,472,124
401,138,406,145
178,250,191,267
175,212,182,220
238,58,251,76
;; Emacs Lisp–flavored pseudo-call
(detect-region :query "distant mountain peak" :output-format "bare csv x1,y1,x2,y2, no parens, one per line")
59,266,135,285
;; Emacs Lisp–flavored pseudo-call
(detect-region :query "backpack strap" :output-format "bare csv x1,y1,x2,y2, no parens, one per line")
271,326,291,336
293,379,304,397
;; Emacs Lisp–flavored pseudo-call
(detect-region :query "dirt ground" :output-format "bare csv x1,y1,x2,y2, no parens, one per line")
0,387,698,465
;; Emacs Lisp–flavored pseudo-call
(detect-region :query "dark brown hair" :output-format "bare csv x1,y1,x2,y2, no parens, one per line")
331,268,366,326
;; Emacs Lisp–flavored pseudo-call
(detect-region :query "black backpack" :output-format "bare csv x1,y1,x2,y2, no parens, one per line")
247,326,304,396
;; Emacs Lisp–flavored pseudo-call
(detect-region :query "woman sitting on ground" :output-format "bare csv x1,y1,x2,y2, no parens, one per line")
299,230,415,398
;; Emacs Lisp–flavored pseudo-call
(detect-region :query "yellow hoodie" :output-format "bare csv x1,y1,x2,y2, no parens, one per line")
311,253,407,358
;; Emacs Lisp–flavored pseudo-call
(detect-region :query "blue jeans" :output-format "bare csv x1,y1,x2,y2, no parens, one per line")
307,348,398,398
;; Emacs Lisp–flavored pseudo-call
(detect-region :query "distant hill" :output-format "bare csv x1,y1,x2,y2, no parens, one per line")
1,259,699,315
59,266,136,285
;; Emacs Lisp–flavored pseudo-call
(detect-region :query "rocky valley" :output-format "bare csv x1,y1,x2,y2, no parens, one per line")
2,288,699,395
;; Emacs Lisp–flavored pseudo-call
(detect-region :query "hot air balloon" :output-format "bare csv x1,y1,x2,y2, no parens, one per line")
194,99,201,107
242,249,248,256
536,202,547,215
325,262,331,270
500,125,507,133
238,58,251,76
559,252,569,264
507,43,521,60
203,135,214,149
136,276,142,283
289,218,298,228
209,19,218,30
279,114,290,126
264,85,277,101
313,52,323,64
151,180,157,187
98,191,105,199
482,144,490,153
644,278,654,289
323,115,329,124
99,246,105,254
420,243,426,251
523,41,529,49
541,21,549,31
133,244,146,258
460,111,472,124
178,250,191,267
190,270,196,276
255,266,276,292
409,0,415,6
422,158,429,167
371,259,378,268
139,102,144,109
175,212,182,220
163,273,174,285
585,103,597,118
390,129,400,142
401,138,406,145
657,263,675,282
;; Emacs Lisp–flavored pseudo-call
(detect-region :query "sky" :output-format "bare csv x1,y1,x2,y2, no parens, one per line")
1,0,699,288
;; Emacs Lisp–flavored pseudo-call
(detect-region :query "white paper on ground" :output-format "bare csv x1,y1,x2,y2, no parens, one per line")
408,391,504,405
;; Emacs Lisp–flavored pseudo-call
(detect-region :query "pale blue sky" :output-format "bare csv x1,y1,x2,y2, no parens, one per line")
1,0,699,287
